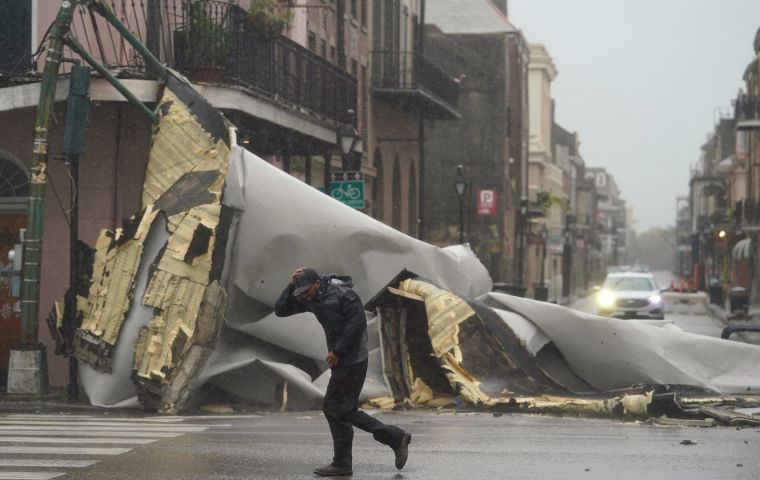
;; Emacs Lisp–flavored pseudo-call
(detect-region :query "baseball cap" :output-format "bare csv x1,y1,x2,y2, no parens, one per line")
293,268,319,297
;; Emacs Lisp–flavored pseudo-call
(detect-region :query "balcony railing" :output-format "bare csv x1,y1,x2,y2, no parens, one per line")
371,50,459,119
59,0,356,125
734,94,760,130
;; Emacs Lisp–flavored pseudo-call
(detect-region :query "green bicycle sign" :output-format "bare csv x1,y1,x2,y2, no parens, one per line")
330,172,365,209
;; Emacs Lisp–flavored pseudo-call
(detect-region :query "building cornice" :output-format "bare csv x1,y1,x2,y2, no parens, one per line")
528,43,558,80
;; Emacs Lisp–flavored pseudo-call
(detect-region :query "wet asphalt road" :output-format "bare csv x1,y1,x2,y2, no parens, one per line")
568,293,726,338
569,271,727,338
1,411,758,480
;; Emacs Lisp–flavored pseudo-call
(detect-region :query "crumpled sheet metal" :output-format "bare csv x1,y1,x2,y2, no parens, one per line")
479,293,760,395
74,76,231,413
222,146,492,312
192,146,494,410
358,275,760,423
65,82,760,418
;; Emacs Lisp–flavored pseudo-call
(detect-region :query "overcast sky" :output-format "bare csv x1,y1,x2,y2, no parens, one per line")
508,0,760,232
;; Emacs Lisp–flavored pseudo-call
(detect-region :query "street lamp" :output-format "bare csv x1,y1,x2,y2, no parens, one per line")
540,223,549,286
454,164,467,244
337,111,361,171
563,222,574,299
517,198,528,288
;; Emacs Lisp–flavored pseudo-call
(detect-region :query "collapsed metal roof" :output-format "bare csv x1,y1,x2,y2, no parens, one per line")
45,67,760,427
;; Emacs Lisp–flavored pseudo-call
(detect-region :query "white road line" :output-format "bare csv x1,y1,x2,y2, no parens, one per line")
0,473,65,480
164,415,262,420
0,420,215,428
0,446,131,455
0,437,157,445
0,460,97,468
2,415,185,423
0,425,207,432
0,430,182,438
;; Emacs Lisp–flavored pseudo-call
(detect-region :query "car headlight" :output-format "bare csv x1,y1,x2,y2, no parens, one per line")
597,290,615,309
648,294,662,304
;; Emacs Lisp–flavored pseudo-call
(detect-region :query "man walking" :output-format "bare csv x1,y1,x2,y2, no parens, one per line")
275,267,411,476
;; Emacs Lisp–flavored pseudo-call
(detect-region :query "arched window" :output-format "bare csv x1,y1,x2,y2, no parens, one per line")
392,155,401,230
0,158,29,200
408,162,417,237
372,148,384,221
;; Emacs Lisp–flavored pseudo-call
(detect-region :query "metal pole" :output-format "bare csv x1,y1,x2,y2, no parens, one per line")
541,237,547,285
66,152,80,402
19,0,75,347
459,196,464,244
517,200,526,287
62,64,92,402
64,34,157,122
324,153,333,196
87,0,167,80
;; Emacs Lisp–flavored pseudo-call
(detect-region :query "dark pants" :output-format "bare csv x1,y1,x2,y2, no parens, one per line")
323,360,404,468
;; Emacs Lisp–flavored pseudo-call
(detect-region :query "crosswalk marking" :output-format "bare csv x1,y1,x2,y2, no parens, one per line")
0,460,97,468
0,414,222,479
0,420,212,428
0,437,157,445
0,473,65,480
0,425,207,432
0,430,182,438
3,415,185,423
0,447,131,456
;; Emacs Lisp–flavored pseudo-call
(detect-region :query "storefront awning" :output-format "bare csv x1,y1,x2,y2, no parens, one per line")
733,238,752,259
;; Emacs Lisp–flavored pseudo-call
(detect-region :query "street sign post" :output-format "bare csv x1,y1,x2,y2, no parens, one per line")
330,171,365,209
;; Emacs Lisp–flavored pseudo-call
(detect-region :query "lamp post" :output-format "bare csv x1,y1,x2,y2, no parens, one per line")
540,223,548,286
563,225,573,299
454,165,467,244
517,198,528,289
337,110,361,171
533,223,549,301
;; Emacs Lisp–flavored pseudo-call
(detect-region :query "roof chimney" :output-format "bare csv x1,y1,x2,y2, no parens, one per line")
491,0,508,16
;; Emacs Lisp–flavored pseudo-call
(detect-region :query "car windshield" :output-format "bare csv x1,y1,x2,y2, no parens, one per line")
603,277,655,292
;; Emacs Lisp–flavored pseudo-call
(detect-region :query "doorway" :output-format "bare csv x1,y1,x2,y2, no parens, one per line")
0,157,28,387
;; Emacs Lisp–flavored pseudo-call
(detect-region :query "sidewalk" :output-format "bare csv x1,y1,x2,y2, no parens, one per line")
0,387,104,414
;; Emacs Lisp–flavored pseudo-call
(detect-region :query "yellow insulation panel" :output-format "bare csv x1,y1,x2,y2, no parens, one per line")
142,90,225,210
78,207,159,345
130,86,227,397
396,279,492,404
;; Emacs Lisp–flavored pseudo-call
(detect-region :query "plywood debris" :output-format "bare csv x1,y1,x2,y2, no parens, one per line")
74,207,160,372
71,75,230,413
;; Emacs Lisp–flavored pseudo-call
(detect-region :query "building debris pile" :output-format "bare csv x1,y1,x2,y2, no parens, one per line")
48,73,760,426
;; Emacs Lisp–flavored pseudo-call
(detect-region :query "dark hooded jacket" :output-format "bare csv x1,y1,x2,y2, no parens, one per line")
274,274,368,368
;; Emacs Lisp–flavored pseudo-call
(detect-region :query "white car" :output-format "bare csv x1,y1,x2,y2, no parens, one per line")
596,272,665,319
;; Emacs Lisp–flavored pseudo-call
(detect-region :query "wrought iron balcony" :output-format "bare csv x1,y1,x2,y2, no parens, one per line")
371,50,460,120
62,0,356,126
734,94,760,131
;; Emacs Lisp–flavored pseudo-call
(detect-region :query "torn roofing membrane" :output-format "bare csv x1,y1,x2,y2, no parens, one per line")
58,71,760,423
72,73,231,413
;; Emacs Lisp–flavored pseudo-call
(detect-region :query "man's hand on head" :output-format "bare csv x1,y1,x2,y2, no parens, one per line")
326,352,340,367
290,267,305,285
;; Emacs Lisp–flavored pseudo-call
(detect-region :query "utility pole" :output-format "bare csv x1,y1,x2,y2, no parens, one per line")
6,1,75,396
7,0,168,396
